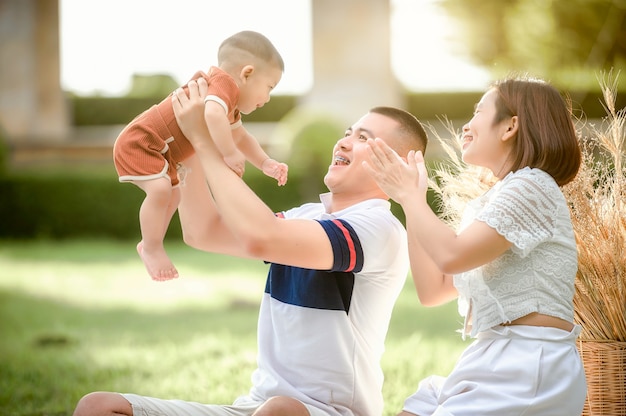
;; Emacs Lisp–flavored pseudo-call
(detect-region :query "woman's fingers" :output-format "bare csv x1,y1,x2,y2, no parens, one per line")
375,137,400,163
414,151,429,190
365,138,401,175
368,138,396,164
365,140,384,172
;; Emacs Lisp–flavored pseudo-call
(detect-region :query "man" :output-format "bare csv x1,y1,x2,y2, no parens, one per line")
73,78,428,416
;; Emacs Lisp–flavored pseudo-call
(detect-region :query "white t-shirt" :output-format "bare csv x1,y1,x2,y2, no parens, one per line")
246,193,409,416
454,168,578,338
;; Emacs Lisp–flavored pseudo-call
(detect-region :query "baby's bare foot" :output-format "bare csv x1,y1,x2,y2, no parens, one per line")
136,241,179,281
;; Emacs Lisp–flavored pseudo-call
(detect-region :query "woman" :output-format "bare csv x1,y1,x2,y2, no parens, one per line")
365,75,587,415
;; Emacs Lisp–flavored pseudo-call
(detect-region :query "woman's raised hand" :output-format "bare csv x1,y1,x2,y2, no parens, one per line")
364,138,428,206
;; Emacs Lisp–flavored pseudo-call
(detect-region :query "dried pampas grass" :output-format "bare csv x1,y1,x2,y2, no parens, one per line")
426,118,489,229
564,72,626,341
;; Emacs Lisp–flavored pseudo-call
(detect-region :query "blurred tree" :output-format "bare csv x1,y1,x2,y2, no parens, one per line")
275,109,344,202
439,0,626,89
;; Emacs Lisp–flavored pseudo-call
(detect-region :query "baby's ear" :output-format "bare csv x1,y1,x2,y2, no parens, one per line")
239,65,255,81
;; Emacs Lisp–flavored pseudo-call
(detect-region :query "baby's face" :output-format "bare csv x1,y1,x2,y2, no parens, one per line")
237,65,282,114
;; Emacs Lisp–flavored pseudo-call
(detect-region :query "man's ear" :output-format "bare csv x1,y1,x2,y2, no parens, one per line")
502,115,519,142
239,65,255,82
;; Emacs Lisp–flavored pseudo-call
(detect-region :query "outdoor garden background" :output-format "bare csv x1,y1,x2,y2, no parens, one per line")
1,1,625,415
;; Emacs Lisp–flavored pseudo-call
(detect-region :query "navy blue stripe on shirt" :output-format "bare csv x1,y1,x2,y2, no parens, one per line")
266,266,355,312
263,218,364,311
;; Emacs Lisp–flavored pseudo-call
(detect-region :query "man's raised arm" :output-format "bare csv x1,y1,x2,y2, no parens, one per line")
172,79,334,270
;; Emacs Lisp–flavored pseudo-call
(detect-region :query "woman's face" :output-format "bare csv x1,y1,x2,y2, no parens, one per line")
461,88,514,176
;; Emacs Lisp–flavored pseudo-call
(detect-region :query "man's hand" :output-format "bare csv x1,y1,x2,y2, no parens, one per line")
172,78,210,148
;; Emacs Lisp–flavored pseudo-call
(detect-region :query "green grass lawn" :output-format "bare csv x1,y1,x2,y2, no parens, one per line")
0,239,467,416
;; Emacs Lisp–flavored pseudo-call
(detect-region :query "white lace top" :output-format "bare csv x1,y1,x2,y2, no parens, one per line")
454,167,577,338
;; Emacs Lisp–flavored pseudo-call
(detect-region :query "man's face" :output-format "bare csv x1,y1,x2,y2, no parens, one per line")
324,112,400,196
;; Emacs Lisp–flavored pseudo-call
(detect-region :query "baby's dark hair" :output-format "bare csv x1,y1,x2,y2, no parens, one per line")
218,30,284,72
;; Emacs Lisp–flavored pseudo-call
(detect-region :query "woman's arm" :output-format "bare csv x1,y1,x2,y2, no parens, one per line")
406,225,458,306
364,138,512,275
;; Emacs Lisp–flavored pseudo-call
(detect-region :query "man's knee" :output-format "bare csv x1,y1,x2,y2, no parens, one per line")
73,391,132,416
253,396,310,416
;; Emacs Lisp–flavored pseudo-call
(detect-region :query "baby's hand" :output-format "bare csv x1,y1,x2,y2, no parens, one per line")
224,151,246,177
262,159,288,186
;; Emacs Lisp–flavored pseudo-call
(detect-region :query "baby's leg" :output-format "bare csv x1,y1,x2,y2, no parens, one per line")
133,177,179,281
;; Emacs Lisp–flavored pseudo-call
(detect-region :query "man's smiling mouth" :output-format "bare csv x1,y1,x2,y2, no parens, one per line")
334,156,350,166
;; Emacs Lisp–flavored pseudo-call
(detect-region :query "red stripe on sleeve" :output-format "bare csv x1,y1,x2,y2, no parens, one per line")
332,219,356,271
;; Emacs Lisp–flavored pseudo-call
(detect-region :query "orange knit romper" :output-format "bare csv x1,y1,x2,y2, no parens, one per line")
113,66,241,186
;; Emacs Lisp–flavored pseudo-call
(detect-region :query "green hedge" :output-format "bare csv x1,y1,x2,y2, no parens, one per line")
69,91,622,127
0,175,144,239
406,90,626,120
0,170,312,240
0,170,436,240
70,95,299,126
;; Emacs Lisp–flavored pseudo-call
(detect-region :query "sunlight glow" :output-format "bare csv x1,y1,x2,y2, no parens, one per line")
59,0,489,96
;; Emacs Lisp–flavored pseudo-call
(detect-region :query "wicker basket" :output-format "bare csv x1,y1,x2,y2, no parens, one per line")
577,340,626,416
